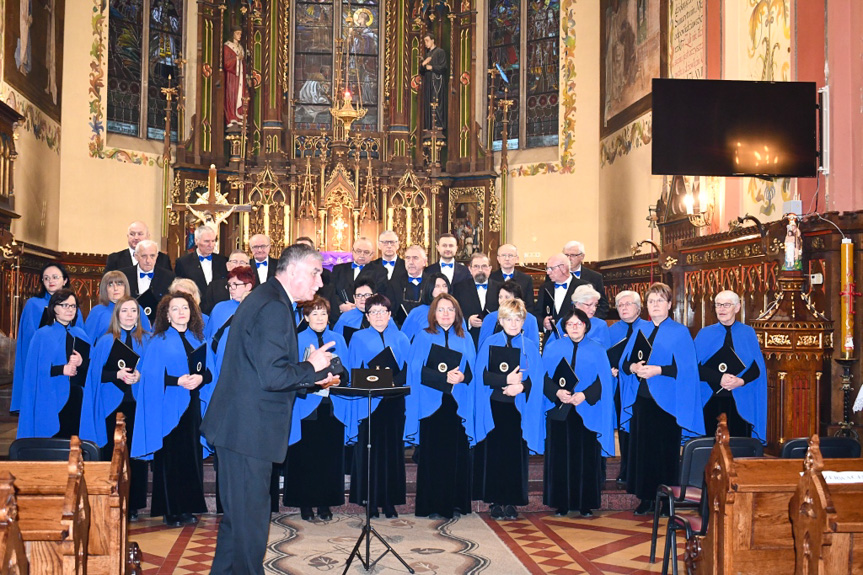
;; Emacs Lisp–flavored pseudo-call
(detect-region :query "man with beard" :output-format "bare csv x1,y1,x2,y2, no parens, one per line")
452,252,501,347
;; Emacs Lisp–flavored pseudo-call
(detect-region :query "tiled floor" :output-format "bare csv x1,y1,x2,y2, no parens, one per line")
130,510,684,574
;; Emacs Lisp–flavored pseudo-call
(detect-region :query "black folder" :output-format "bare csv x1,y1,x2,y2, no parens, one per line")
137,289,159,324
607,337,628,368
39,306,52,328
368,346,400,373
488,345,520,375
106,339,140,373
188,344,207,376
703,345,746,376
70,336,91,387
426,344,463,375
628,330,652,364
551,358,579,393
351,367,394,389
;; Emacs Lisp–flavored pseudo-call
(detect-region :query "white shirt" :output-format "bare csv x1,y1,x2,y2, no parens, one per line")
476,284,487,310
381,259,397,280
438,259,455,283
198,250,213,284
553,277,571,314
136,264,153,295
255,259,268,284
128,247,138,267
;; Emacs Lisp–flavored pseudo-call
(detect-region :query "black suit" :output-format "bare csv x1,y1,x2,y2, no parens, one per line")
425,261,471,285
573,266,609,319
536,277,588,332
174,251,229,299
105,248,172,273
452,278,501,347
489,269,536,314
327,262,388,324
370,256,406,282
201,279,229,315
202,278,318,575
120,265,175,299
386,269,425,326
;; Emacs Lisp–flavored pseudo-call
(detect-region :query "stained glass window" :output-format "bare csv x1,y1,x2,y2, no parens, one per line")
147,0,183,141
107,0,144,136
488,0,520,150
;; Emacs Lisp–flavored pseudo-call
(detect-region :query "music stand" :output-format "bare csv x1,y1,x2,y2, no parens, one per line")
330,386,415,575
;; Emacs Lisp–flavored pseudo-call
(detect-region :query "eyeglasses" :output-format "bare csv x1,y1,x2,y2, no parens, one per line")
43,275,62,281
564,321,584,329
545,263,566,273
565,252,584,258
471,264,491,270
250,244,270,250
436,306,456,313
617,301,637,308
106,281,125,287
578,301,598,309
353,249,373,256
228,259,249,265
367,309,389,316
379,240,398,246
498,253,517,258
227,282,250,289
715,302,736,309
55,303,77,310
354,292,373,300
646,298,669,305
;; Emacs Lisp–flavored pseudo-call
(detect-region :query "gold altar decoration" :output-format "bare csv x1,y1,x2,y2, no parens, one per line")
245,163,289,253
321,163,357,251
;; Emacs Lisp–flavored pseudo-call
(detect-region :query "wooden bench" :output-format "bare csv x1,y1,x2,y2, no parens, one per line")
0,471,30,575
790,435,863,574
687,417,863,575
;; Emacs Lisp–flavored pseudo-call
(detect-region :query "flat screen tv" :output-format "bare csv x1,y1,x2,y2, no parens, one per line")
652,79,818,178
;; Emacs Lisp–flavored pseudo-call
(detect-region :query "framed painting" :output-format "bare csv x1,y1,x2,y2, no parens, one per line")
3,0,65,122
449,187,485,262
600,0,667,137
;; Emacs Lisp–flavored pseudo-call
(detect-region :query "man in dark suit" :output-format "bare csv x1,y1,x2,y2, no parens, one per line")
328,236,387,324
370,230,406,281
249,233,278,286
564,240,609,319
386,244,427,326
536,253,587,335
425,233,470,284
104,220,171,272
295,236,330,285
174,225,229,299
202,244,336,575
452,252,501,347
201,251,251,314
489,243,536,314
120,239,175,324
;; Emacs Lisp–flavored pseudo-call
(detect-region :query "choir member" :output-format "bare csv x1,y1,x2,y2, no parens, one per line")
386,244,427,328
333,279,398,345
85,271,151,341
478,280,540,348
370,230,406,280
400,272,451,341
284,296,351,521
17,288,91,439
79,296,150,519
295,236,331,285
132,292,212,526
405,294,476,518
696,290,767,440
170,277,209,327
563,241,608,319
473,299,544,521
426,233,470,285
452,252,501,348
607,290,651,485
347,294,411,518
202,250,252,314
104,220,172,272
206,266,255,384
249,234,277,286
120,239,176,304
489,244,535,314
328,237,387,324
536,254,587,336
174,225,229,298
11,262,83,413
546,285,611,348
620,283,704,514
541,308,615,517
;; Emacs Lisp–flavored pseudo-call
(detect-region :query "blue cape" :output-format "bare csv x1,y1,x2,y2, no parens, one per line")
404,326,477,446
541,337,616,456
334,308,397,340
608,317,653,397
547,316,612,348
131,328,212,460
17,322,91,438
12,294,83,412
84,302,152,342
695,321,768,442
204,299,240,387
79,331,150,446
478,311,540,350
619,318,705,439
473,330,545,454
289,327,353,446
400,304,430,341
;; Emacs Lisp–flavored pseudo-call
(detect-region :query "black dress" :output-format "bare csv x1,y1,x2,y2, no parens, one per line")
55,326,86,438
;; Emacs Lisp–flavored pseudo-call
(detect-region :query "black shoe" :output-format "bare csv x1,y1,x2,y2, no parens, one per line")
579,509,594,518
180,513,198,525
490,504,504,520
555,508,568,517
383,504,398,518
163,514,184,528
503,505,518,520
317,507,333,521
300,507,315,521
428,512,443,519
633,499,653,515
129,509,139,522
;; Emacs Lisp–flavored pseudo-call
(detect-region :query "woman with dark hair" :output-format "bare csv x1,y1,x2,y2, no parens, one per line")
79,296,150,519
17,288,91,439
132,292,212,527
473,299,544,521
478,280,540,348
400,273,453,341
546,284,611,348
406,293,476,518
205,266,255,385
620,282,703,514
541,308,615,517
12,262,83,413
332,278,389,345
347,293,411,518
85,271,151,341
284,295,351,521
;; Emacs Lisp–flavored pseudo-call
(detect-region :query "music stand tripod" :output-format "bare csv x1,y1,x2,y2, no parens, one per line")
331,385,415,574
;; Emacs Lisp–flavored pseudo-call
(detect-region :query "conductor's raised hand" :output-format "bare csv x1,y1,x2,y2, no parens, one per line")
307,341,335,372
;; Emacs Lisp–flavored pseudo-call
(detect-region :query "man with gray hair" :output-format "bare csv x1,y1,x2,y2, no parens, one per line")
105,220,172,272
371,230,405,280
203,243,337,575
386,244,427,326
328,236,387,324
174,225,229,298
563,240,608,319
119,239,176,323
489,243,535,314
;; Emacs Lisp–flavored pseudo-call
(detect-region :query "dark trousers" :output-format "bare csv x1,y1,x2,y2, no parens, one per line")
210,446,274,575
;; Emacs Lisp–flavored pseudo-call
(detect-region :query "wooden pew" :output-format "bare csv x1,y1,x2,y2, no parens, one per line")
686,416,863,575
0,471,30,575
790,435,863,574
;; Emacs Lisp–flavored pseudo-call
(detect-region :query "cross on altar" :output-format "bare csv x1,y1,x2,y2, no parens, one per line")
170,164,252,236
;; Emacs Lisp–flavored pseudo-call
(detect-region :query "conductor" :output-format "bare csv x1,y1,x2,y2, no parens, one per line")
203,243,337,575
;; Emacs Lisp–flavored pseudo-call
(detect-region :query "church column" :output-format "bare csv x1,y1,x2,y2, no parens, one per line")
261,0,285,162
386,0,411,165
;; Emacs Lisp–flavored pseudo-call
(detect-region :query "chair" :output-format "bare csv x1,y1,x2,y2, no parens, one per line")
780,436,861,459
662,482,709,575
9,437,101,461
649,436,763,563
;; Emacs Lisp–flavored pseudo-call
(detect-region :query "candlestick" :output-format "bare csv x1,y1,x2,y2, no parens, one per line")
841,238,854,358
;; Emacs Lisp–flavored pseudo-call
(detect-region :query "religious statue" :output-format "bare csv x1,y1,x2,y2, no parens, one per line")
420,32,448,133
223,27,246,128
783,213,803,271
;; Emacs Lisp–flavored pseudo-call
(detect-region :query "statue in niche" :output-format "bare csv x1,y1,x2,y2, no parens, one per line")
223,27,246,128
420,32,447,133
783,213,803,271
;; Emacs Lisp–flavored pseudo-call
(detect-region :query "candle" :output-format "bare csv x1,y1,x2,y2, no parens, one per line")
841,238,854,357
